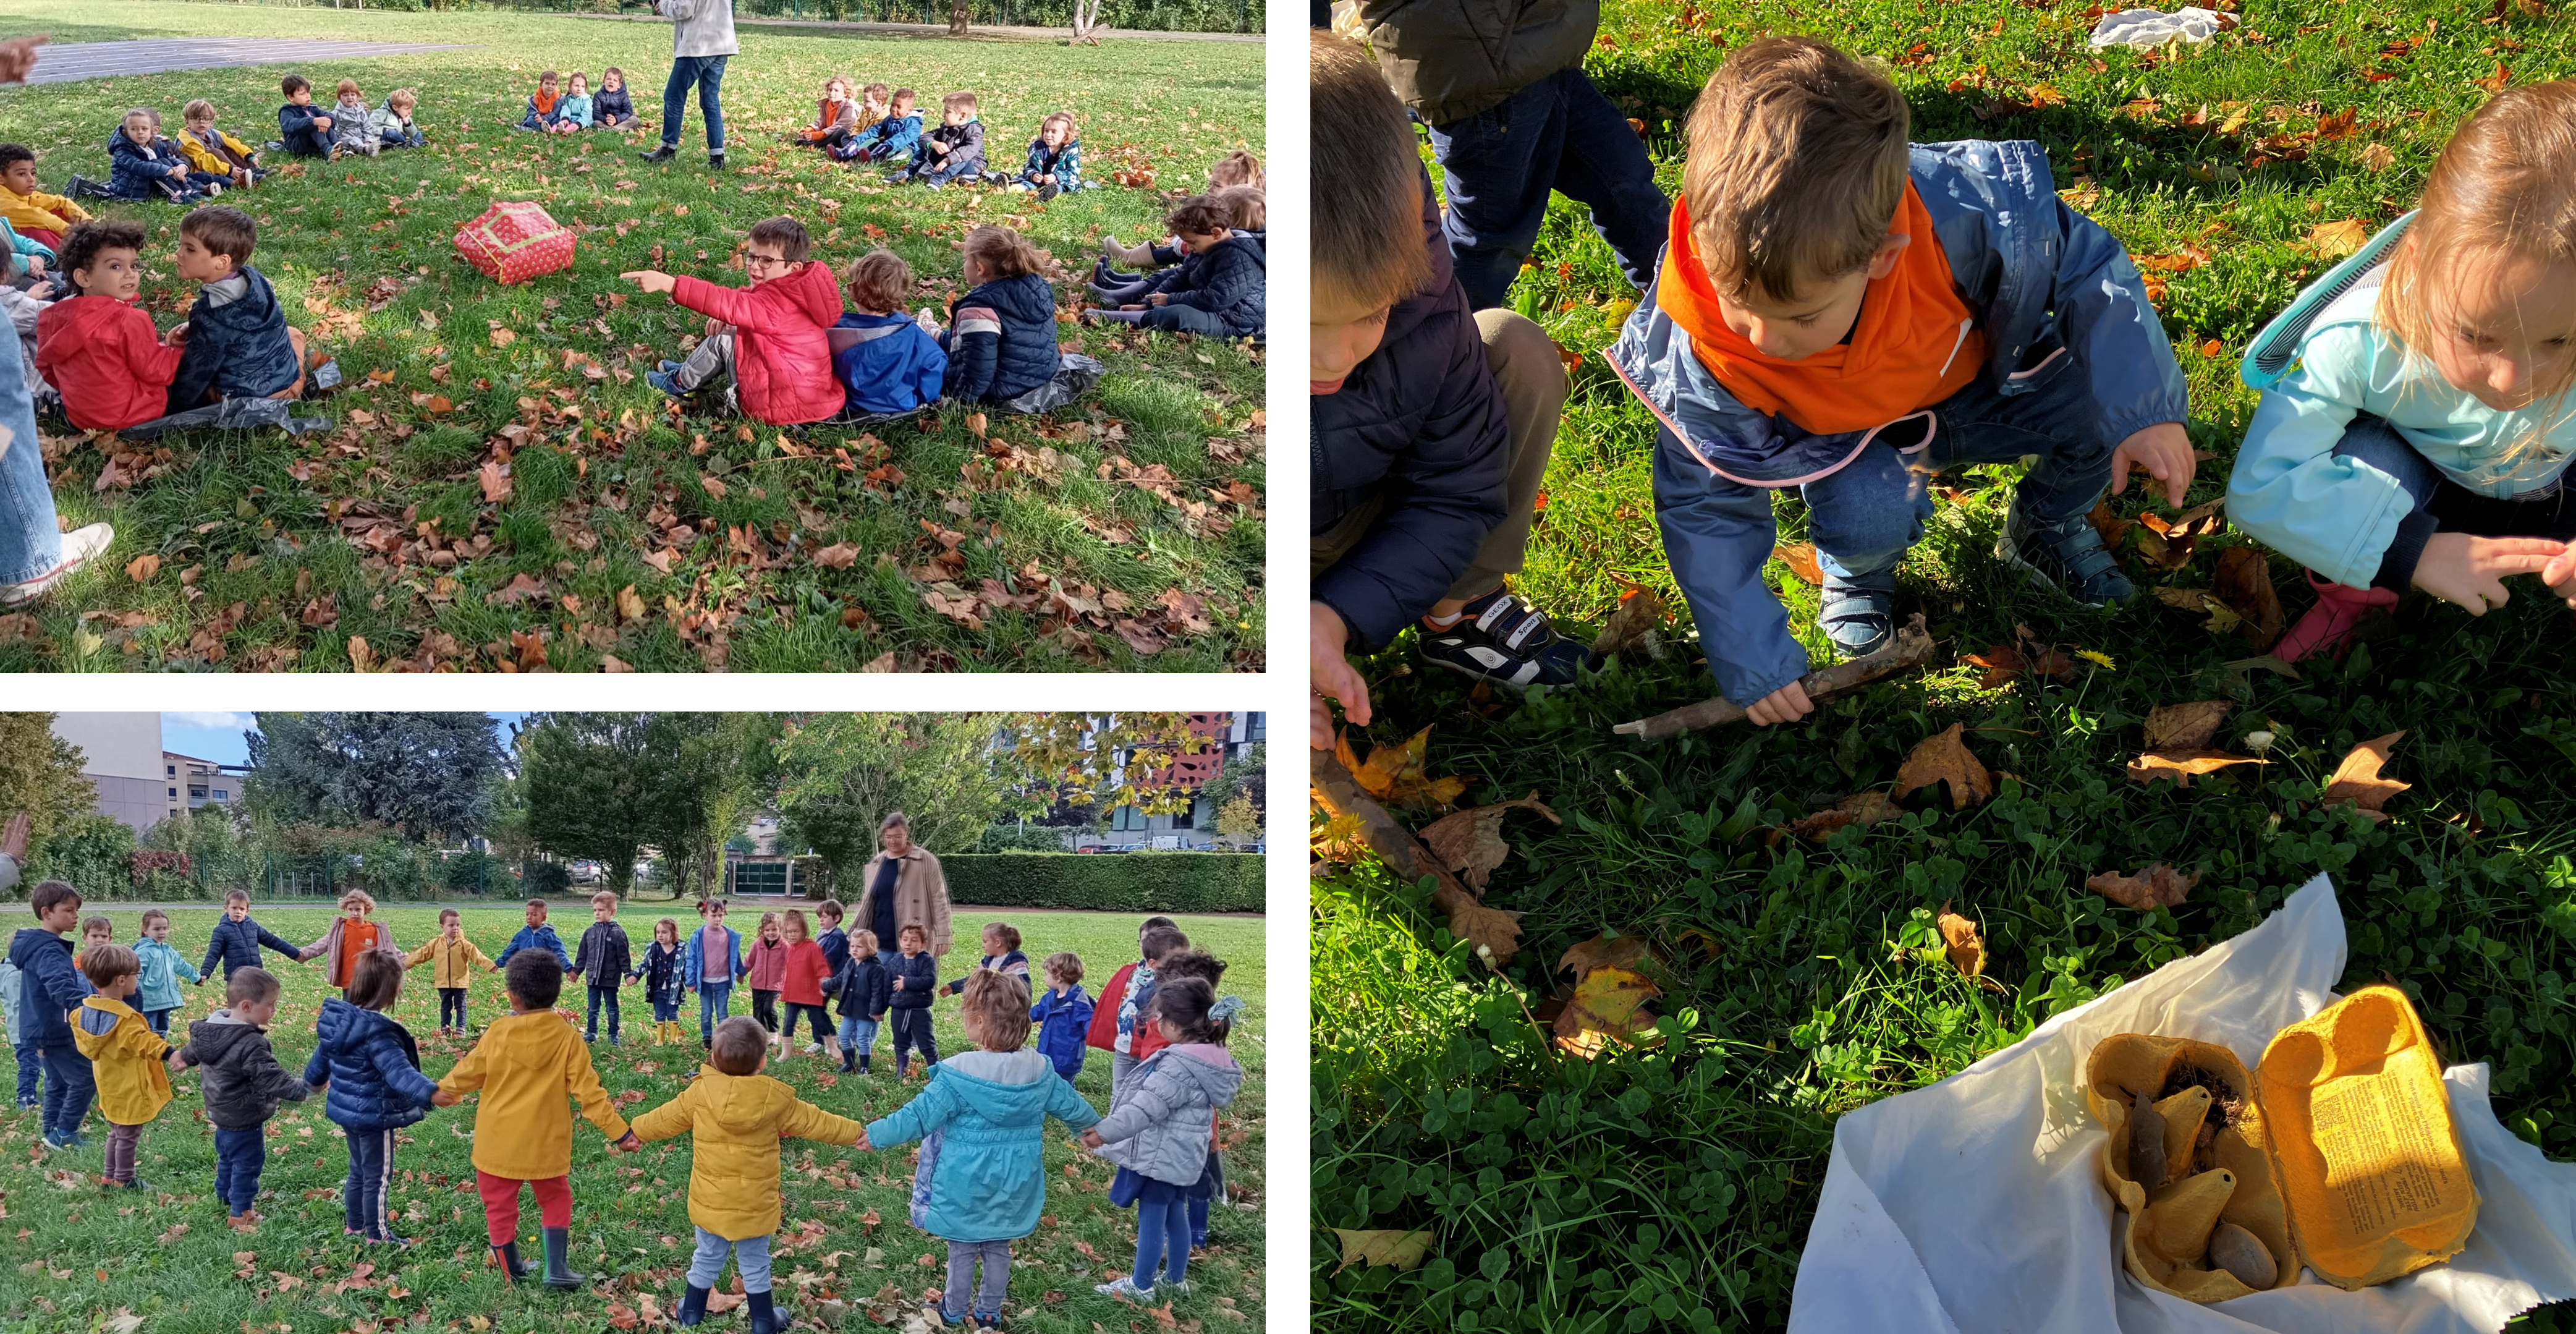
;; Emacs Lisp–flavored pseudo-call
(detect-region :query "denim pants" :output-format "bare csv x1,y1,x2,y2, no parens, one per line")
145,1008,175,1039
0,316,61,586
660,54,728,152
944,1238,1010,1316
698,981,731,1042
904,155,981,186
439,987,467,1030
1426,66,1673,312
12,1035,41,1104
1132,1193,1192,1288
281,122,331,157
2321,414,2576,588
1138,304,1238,338
40,1046,93,1139
214,1124,266,1213
688,1227,772,1294
344,1127,395,1240
653,993,681,1024
838,1013,878,1063
586,982,621,1041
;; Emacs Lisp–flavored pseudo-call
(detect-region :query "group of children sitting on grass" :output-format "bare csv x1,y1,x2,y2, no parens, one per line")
5,885,1242,1329
44,74,424,209
789,77,1088,199
514,66,642,135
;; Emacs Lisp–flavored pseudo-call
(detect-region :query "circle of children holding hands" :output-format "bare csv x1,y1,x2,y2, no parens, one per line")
1308,21,2576,744
5,872,1245,1330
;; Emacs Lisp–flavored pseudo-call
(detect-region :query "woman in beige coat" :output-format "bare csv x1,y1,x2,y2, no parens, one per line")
852,812,950,971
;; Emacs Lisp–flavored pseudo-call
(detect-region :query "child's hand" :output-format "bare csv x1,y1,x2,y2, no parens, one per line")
315,115,333,130
1078,1128,1105,1149
1146,294,1169,308
2546,548,2576,607
2412,532,2564,614
1744,679,1815,728
612,1131,642,1153
166,323,190,347
431,1088,461,1107
166,1051,188,1073
1310,601,1370,749
621,270,677,295
2109,421,2196,509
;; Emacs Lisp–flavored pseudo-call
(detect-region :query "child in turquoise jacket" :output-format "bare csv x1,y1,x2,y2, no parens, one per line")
2225,80,2576,663
133,909,203,1038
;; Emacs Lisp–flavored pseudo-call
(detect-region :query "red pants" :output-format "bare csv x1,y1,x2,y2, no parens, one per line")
19,227,61,252
475,1170,571,1244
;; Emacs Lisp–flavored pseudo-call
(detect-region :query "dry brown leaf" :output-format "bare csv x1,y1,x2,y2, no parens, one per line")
2305,218,2372,259
347,635,375,674
1772,543,1824,585
1417,791,1561,891
2142,700,2234,752
1447,899,1523,964
2321,731,2409,822
2212,546,2286,652
2156,585,2241,635
1935,900,1986,978
125,553,159,582
1894,724,1993,810
1329,1229,1433,1273
2357,142,2397,172
812,543,860,569
1333,726,1469,810
478,461,511,504
1552,964,1659,1058
615,584,645,623
2126,750,2264,785
1789,791,1904,841
2086,864,2200,910
700,473,728,499
2136,499,2225,567
1963,645,2024,690
1557,933,1650,978
2088,500,2137,552
1591,587,1665,659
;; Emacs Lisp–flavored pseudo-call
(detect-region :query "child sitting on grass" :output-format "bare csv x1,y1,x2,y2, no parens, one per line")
328,79,383,159
177,100,265,190
1088,195,1263,341
172,966,310,1230
553,73,596,135
942,922,1032,995
891,90,985,188
167,205,309,414
865,971,1103,1330
0,143,89,250
304,951,441,1244
433,952,642,1288
106,108,209,202
1096,148,1263,273
276,75,335,159
1083,977,1240,1301
130,908,201,1039
591,67,637,128
368,88,425,150
34,220,185,432
1092,185,1261,307
1010,111,1088,199
838,87,918,164
1030,951,1091,1085
624,215,845,425
887,922,939,1078
72,943,174,1190
519,70,569,134
798,75,860,150
12,882,95,1149
406,906,492,1035
934,225,1059,406
828,927,889,1074
831,249,944,418
852,82,891,140
633,1016,868,1332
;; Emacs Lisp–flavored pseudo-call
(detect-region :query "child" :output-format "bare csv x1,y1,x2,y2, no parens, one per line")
297,889,402,997
130,908,201,1038
405,907,493,1035
799,75,860,149
75,913,114,969
433,952,641,1287
887,923,939,1078
1030,951,1091,1084
1081,977,1240,1300
302,951,441,1243
2230,80,2576,660
276,75,335,159
591,68,637,128
624,216,844,425
865,971,1103,1329
574,889,632,1045
636,917,687,1045
519,70,567,133
775,908,836,1061
1114,925,1185,1087
172,966,310,1228
328,79,382,158
1153,950,1233,1251
497,896,573,970
1089,195,1263,340
167,205,307,414
1085,916,1174,1095
1210,148,1261,190
937,226,1058,405
0,948,27,1108
813,898,852,984
1010,111,1087,198
852,82,891,140
368,88,425,150
744,910,786,1035
839,87,920,164
11,881,95,1149
832,249,945,418
549,73,595,136
106,109,206,202
829,927,890,1074
683,897,747,1046
177,100,263,190
70,943,174,1189
942,922,1032,995
0,143,90,250
1097,149,1262,270
633,1016,866,1332
198,888,301,984
892,91,985,188
35,220,184,432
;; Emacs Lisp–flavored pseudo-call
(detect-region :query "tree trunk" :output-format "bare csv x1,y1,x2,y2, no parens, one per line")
609,852,637,895
949,0,968,35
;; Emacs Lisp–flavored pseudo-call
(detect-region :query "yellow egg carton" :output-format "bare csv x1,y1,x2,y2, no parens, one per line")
2085,985,2480,1302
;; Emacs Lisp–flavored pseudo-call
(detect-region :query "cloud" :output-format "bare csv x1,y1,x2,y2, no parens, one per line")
165,712,253,730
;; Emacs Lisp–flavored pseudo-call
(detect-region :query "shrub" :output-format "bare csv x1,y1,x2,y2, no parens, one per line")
525,861,572,897
443,851,512,896
25,815,137,899
938,852,1260,912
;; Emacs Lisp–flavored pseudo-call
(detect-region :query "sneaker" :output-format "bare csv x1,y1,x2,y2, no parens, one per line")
15,1097,35,1110
972,1311,1005,1331
1093,1276,1152,1301
1816,581,1897,659
1155,1280,1192,1299
640,144,676,163
708,152,725,169
1037,181,1059,202
802,1042,824,1056
1418,590,1587,689
1997,494,2134,606
655,359,682,375
205,181,223,196
933,1309,968,1328
646,368,688,399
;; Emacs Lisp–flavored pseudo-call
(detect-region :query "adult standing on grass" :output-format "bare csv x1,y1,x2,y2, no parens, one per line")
1347,0,1670,312
0,811,26,893
641,0,738,169
851,812,951,968
0,34,113,609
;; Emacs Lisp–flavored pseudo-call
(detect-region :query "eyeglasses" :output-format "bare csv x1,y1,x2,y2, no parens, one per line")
745,253,790,270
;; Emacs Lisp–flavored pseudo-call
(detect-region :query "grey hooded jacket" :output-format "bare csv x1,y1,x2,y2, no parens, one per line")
658,0,739,58
1091,1043,1240,1186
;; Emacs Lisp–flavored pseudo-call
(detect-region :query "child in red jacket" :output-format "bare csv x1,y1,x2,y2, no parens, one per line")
1084,915,1177,1098
622,215,844,425
34,219,183,431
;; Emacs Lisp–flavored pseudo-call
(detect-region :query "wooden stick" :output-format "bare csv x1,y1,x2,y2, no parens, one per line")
1613,613,1939,742
1313,752,1521,965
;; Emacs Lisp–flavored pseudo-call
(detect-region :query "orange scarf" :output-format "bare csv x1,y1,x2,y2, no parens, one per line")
533,87,560,116
1657,181,1985,436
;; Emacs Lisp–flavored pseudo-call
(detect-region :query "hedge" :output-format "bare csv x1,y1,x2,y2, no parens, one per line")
935,852,1261,913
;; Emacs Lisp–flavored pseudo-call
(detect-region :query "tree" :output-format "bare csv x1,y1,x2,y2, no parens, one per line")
1070,0,1108,43
1002,715,1218,820
1202,742,1265,819
245,713,505,843
1214,793,1261,849
773,714,1005,878
0,712,98,851
521,713,666,894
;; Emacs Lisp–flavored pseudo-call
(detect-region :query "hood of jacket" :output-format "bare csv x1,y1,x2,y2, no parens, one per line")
960,271,1055,328
923,1052,1062,1126
1157,1043,1244,1105
189,264,283,341
692,1066,806,1134
771,260,847,334
184,1009,268,1065
9,926,64,972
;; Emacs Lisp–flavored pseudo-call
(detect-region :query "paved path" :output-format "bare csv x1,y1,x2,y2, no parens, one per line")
570,12,1258,41
23,38,472,85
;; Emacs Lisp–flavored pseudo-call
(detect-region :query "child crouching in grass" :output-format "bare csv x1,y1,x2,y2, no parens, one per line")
304,951,441,1243
832,249,944,418
1083,977,1240,1301
172,966,311,1230
70,942,174,1189
625,216,845,425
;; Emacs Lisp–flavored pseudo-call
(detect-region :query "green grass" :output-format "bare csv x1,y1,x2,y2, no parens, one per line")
1313,0,2576,1329
0,0,1264,671
1,903,1266,1332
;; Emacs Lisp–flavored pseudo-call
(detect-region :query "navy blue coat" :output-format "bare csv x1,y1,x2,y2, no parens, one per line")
278,102,331,151
1310,165,1509,652
914,118,985,173
8,928,87,1048
816,926,851,979
302,998,439,1132
886,951,939,1011
169,265,300,414
1164,234,1264,338
593,86,635,123
200,914,303,980
107,131,187,200
941,273,1057,404
830,951,892,1021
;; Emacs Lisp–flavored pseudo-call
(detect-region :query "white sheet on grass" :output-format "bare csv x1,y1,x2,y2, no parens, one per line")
2090,6,2228,48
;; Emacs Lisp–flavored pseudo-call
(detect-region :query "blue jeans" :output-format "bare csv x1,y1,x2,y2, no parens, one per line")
345,1127,394,1239
145,1008,174,1038
660,54,728,152
439,987,467,1030
1426,66,1672,311
2323,414,2576,589
839,1013,878,1066
1132,1193,1191,1288
698,981,731,1043
653,993,681,1024
40,1046,93,1140
688,1227,771,1294
0,316,60,585
586,983,621,1042
944,1238,1010,1317
12,1035,40,1105
214,1124,266,1214
1139,304,1240,338
901,154,981,186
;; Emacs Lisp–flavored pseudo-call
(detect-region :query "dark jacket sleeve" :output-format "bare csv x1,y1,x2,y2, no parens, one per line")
166,299,219,414
258,925,299,959
198,927,225,980
303,1043,329,1087
960,121,985,163
2046,196,2190,444
1167,242,1259,314
942,321,999,402
248,1039,311,1103
368,1032,441,1108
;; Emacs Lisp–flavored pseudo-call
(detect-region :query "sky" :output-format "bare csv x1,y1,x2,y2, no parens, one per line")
159,712,530,768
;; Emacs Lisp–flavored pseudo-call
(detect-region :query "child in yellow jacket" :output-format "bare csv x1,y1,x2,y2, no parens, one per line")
0,143,89,250
631,1016,868,1331
69,943,173,1189
407,907,495,1035
433,951,638,1288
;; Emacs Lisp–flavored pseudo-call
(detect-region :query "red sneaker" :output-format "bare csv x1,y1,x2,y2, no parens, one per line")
2274,571,2398,663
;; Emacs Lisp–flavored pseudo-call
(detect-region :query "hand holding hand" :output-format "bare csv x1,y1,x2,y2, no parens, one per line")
1078,1128,1105,1150
1310,601,1370,749
314,115,333,131
851,1129,873,1152
431,1088,461,1107
620,270,677,295
2412,532,2565,614
612,1131,642,1153
166,1051,189,1074
1744,679,1815,728
2109,421,2197,508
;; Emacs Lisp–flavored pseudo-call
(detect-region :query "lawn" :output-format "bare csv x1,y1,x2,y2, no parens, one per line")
1313,0,2576,1330
0,1,1265,672
1,903,1266,1332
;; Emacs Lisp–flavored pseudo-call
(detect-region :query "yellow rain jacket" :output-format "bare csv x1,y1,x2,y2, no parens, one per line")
70,995,172,1126
176,128,255,178
0,182,85,235
437,1009,629,1179
630,1066,866,1239
407,932,493,989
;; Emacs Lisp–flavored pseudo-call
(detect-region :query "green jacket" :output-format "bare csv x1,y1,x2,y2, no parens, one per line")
1352,0,1599,125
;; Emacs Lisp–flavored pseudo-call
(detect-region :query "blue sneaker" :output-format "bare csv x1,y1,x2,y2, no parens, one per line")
1817,580,1897,660
646,368,687,399
1417,590,1587,690
1998,494,2135,606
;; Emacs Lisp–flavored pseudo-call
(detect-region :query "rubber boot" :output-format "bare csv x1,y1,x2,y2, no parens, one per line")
541,1226,585,1289
493,1241,535,1283
676,1283,712,1327
747,1289,782,1334
2274,570,2399,663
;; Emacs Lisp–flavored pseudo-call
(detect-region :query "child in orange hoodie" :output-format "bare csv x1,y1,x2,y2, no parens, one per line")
33,220,182,431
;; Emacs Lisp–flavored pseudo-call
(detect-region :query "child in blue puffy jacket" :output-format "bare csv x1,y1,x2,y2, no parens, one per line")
837,88,920,164
938,226,1059,406
1028,951,1091,1084
303,952,441,1244
832,249,944,418
106,110,207,203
